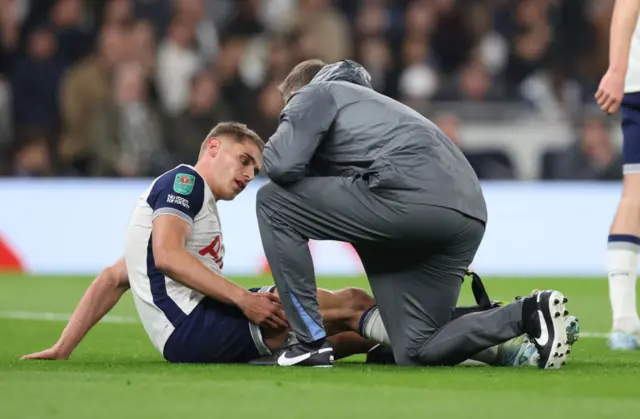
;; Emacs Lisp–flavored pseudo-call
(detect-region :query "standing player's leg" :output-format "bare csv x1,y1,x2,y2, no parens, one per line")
353,207,572,370
254,177,397,366
607,93,640,350
256,182,325,350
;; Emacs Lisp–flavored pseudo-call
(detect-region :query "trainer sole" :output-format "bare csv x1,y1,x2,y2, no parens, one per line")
539,290,570,370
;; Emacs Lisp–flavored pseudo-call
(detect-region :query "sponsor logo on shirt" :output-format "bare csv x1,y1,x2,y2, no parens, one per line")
167,194,190,209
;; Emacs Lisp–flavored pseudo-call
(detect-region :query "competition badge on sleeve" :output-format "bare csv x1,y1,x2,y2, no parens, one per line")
173,174,195,195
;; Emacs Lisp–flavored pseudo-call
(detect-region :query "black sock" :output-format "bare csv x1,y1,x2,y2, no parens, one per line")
521,296,539,336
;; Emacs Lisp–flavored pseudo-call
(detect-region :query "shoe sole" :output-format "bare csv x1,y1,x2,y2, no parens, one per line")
538,290,570,370
522,313,578,368
523,315,579,345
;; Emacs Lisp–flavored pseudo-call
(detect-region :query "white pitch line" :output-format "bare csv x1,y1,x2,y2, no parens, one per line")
579,332,611,339
0,311,614,339
0,311,138,324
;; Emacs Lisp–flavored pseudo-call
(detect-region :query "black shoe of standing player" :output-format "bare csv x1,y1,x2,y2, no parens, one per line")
521,289,571,370
249,339,334,367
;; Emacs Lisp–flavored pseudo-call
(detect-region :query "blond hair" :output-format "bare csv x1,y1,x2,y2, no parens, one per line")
199,122,264,157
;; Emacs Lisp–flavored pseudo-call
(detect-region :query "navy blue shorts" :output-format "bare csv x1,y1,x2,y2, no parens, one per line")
622,92,640,173
162,286,275,364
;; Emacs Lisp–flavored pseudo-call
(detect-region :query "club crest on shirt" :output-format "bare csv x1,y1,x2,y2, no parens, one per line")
173,173,195,195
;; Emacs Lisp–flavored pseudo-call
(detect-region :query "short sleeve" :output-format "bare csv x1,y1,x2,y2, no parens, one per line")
146,168,205,227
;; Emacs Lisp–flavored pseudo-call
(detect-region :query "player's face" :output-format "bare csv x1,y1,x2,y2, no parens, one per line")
209,137,262,201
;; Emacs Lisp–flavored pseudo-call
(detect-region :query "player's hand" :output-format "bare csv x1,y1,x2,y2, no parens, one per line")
238,292,289,329
595,69,625,114
20,346,69,361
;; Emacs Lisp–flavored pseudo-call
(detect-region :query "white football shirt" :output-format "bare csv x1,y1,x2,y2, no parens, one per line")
124,164,225,354
625,16,640,93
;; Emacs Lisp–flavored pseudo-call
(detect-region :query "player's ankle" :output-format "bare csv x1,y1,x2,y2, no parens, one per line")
612,316,640,333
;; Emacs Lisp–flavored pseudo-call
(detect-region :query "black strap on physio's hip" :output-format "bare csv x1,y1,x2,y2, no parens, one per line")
465,270,493,310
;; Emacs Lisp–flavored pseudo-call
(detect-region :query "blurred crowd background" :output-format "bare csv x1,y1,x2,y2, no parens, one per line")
0,0,623,180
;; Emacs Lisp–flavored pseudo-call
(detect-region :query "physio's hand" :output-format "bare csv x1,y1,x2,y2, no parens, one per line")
21,345,69,361
595,69,625,114
237,292,289,329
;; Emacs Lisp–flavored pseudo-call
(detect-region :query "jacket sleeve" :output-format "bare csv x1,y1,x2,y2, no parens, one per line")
263,84,337,184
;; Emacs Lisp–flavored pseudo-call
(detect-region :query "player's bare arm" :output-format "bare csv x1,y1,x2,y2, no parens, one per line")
152,215,288,329
596,0,640,114
21,258,130,360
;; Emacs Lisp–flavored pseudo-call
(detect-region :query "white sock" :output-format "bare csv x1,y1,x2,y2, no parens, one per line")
607,239,640,332
361,306,391,345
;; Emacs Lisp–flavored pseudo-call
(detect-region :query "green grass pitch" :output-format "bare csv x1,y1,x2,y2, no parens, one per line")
1,275,640,419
